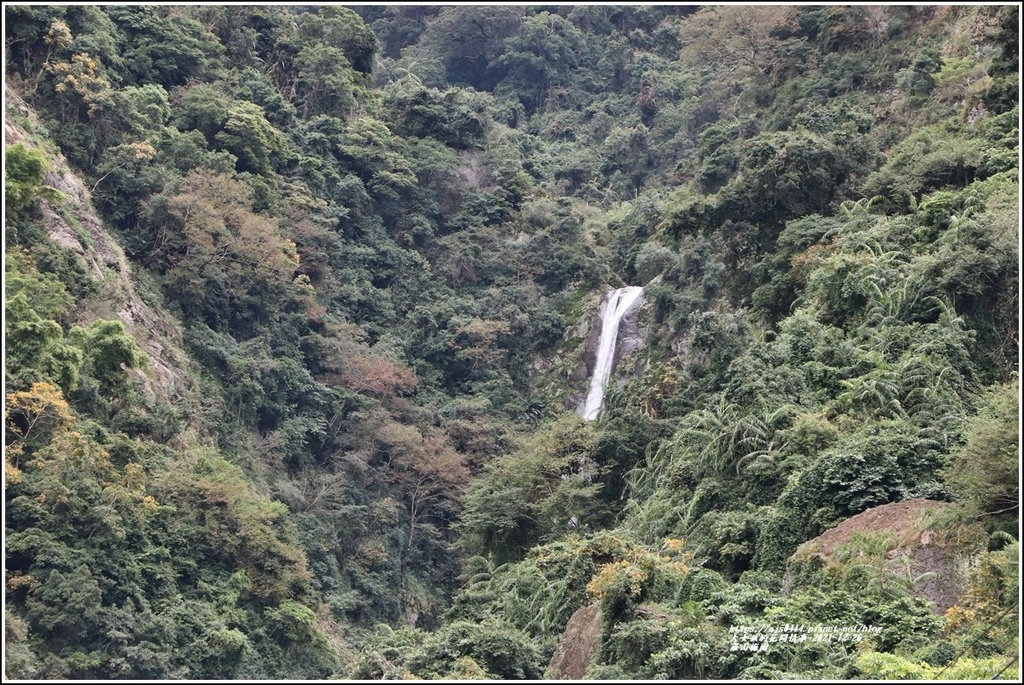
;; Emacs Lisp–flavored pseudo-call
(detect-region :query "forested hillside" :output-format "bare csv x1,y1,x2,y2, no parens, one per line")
4,5,1019,680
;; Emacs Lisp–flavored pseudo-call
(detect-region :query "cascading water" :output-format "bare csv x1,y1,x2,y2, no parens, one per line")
580,286,644,420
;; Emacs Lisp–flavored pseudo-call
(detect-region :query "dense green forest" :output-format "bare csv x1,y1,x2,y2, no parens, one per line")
4,4,1019,680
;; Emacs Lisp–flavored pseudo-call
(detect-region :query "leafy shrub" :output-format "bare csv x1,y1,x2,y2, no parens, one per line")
407,618,543,679
5,143,60,223
943,379,1019,528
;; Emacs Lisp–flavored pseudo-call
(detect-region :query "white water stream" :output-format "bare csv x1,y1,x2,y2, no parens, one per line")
580,286,644,420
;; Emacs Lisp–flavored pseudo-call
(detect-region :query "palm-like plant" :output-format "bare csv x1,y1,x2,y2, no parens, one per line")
732,403,795,476
624,439,673,503
847,552,938,601
677,398,742,477
837,365,906,420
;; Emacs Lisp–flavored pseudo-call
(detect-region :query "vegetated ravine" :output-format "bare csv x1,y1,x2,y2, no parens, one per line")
4,5,1019,681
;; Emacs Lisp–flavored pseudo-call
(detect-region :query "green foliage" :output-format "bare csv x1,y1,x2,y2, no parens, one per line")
170,81,232,140
4,249,73,321
294,47,357,122
982,6,1019,114
214,102,292,174
494,12,587,113
111,84,172,138
353,617,542,679
297,6,379,76
942,542,1019,659
688,508,762,581
602,602,724,679
779,421,938,536
278,8,378,119
105,6,223,87
69,319,147,393
899,48,943,97
750,213,841,322
850,653,1017,680
863,124,989,211
143,170,300,334
5,142,60,223
404,6,524,91
155,448,311,603
586,542,692,626
4,294,84,393
383,84,493,150
445,529,693,678
407,618,543,679
458,414,602,563
5,389,235,679
943,378,1019,528
6,466,330,681
3,610,39,679
263,600,338,670
725,130,850,222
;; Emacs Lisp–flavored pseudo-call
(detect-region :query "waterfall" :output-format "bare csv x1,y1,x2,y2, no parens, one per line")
580,286,644,420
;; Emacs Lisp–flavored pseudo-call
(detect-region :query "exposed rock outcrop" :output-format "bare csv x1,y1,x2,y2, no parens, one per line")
546,602,603,680
786,499,987,613
616,292,648,377
6,94,195,401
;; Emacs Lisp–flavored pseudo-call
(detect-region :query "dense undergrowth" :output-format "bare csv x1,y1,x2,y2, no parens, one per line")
4,5,1018,680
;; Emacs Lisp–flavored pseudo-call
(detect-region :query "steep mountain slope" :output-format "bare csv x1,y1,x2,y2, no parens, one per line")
5,5,1018,680
7,93,194,399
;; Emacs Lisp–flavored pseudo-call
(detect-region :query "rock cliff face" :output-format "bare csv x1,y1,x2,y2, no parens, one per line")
576,298,604,383
6,93,195,402
546,603,603,679
615,293,648,377
785,499,987,613
548,287,649,413
574,288,648,411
